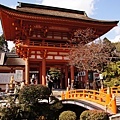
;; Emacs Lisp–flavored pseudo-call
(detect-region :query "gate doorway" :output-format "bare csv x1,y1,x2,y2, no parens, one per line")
47,67,61,89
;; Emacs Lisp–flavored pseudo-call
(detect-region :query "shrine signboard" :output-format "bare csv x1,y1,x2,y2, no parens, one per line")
15,70,23,82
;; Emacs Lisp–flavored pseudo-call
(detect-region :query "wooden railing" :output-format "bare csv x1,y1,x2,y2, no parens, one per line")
61,88,117,114
29,41,71,48
101,86,120,96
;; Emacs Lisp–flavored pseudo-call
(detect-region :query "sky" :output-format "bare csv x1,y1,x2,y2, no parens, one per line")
0,0,120,50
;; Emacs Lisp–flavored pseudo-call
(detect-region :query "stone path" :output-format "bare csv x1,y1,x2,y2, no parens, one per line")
52,89,65,99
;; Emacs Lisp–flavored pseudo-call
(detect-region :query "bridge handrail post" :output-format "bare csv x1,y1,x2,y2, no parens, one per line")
61,91,65,100
93,91,96,100
106,87,112,105
111,94,117,114
99,88,104,93
66,90,69,99
99,89,104,102
83,90,86,98
111,87,114,94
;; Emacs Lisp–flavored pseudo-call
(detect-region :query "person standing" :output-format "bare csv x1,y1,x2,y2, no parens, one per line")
9,75,15,92
14,81,20,102
47,76,53,95
5,84,9,93
31,78,36,84
20,80,25,90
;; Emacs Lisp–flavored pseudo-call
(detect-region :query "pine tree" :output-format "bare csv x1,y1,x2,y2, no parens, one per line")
0,34,9,52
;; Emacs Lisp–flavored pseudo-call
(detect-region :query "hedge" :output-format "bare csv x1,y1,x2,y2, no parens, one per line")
80,110,109,120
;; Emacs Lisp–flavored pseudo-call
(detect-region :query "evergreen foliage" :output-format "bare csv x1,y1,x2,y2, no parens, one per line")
19,84,50,104
80,110,109,120
48,67,61,79
103,61,120,87
0,85,63,120
59,110,77,120
0,34,9,52
0,96,22,120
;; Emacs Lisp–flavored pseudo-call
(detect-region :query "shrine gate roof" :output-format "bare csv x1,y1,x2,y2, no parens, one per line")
16,2,87,20
0,2,118,23
0,2,119,41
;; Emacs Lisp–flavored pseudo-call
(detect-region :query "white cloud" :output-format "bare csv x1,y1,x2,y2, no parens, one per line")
37,0,97,16
8,41,15,51
8,5,16,9
113,25,120,35
104,23,120,43
110,35,120,43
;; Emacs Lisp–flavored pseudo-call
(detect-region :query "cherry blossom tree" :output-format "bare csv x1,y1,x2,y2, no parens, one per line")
68,28,115,89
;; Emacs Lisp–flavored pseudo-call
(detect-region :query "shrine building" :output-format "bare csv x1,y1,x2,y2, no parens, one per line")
0,2,119,89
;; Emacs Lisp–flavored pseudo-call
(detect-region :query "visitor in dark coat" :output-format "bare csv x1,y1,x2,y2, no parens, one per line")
47,76,53,94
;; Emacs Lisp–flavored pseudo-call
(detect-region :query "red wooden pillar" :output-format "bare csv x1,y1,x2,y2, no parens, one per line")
60,68,64,88
84,70,88,83
70,65,74,83
42,58,46,85
25,57,29,84
39,63,42,84
65,66,68,88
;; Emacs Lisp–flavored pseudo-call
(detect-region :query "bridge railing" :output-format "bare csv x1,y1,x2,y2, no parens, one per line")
61,88,117,114
102,86,120,96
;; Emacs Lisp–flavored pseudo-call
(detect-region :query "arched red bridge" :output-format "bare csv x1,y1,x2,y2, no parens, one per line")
61,88,117,115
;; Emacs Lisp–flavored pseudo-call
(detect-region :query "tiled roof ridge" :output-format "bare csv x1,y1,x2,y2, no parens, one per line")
16,2,119,23
0,3,118,23
5,52,19,58
17,2,87,16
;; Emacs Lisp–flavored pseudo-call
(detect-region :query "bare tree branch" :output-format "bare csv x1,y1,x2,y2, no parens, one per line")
68,29,115,73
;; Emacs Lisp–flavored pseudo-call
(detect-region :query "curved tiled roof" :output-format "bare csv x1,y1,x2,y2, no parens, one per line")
0,2,118,24
4,53,25,66
4,58,25,66
0,2,119,41
16,2,88,20
16,2,118,23
0,52,25,66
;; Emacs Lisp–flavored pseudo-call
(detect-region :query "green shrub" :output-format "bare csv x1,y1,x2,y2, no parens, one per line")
104,78,120,87
19,84,63,120
19,84,51,104
0,100,22,120
80,110,109,120
59,110,76,120
0,85,63,120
